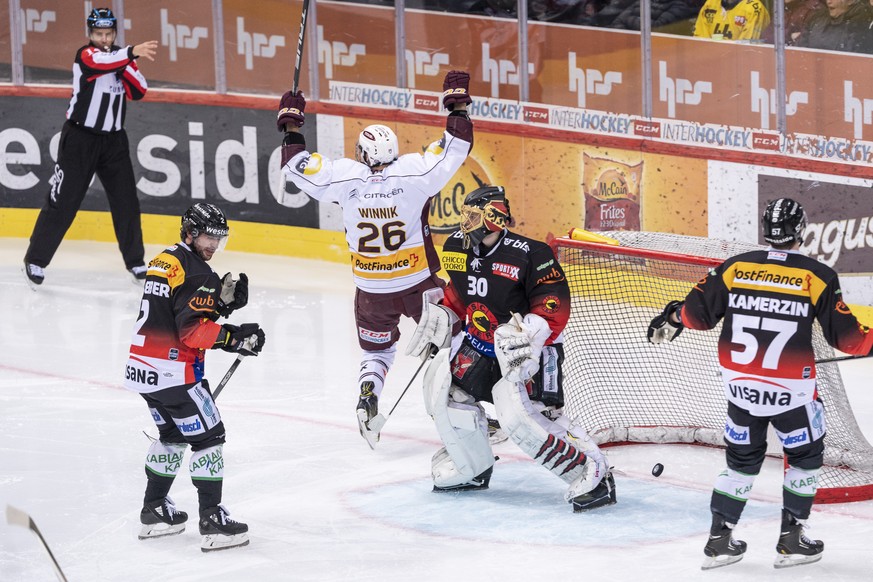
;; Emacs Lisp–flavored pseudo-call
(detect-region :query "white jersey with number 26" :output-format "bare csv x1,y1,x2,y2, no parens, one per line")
283,130,471,294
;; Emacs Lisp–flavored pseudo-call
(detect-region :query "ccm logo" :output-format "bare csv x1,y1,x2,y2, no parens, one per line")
633,120,661,137
752,133,780,151
523,107,549,123
413,94,439,110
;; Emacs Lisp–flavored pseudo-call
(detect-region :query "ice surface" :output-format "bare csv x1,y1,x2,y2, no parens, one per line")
2,239,873,581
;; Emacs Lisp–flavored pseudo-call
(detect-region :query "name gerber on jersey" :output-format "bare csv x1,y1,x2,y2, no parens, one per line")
728,293,810,317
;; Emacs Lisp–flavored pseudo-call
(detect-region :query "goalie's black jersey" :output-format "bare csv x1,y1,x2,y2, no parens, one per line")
680,248,873,381
440,230,571,358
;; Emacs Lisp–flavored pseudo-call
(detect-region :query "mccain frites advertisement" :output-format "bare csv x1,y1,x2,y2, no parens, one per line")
582,154,642,231
339,117,707,243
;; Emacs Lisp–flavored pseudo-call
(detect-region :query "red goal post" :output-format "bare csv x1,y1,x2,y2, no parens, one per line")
550,230,873,503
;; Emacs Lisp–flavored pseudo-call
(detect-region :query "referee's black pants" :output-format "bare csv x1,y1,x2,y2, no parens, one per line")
25,121,145,270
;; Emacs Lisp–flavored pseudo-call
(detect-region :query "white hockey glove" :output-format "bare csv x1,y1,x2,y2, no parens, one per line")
647,300,684,344
494,313,552,383
406,292,459,361
217,272,248,317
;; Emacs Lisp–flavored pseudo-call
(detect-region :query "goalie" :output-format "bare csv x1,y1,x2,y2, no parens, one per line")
407,185,616,511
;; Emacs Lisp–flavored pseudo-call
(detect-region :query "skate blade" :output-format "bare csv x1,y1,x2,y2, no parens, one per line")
22,269,41,291
701,554,744,570
774,552,822,569
356,410,380,450
201,532,250,552
138,522,185,539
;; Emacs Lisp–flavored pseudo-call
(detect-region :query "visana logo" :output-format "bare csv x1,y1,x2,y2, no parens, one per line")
126,366,158,386
728,384,791,407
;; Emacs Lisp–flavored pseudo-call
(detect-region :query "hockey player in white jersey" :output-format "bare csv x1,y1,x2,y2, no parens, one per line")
276,71,474,446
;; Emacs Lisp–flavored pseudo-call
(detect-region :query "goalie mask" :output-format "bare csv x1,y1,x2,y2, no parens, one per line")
181,203,230,255
762,197,807,247
460,186,512,248
356,125,399,167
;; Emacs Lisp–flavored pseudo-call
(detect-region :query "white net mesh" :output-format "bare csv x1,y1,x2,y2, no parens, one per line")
554,231,873,502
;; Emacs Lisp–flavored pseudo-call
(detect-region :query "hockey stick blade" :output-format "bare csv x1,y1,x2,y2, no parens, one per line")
816,353,873,365
364,352,435,440
6,505,69,582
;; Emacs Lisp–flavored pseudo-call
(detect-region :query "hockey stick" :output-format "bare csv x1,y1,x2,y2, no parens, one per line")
6,505,68,582
367,349,436,435
292,0,311,93
816,353,873,365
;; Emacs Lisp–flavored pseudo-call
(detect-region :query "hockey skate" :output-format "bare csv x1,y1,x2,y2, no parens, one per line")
356,381,380,449
138,497,188,540
701,516,747,570
128,265,147,283
487,417,508,445
199,505,249,552
23,261,44,289
570,471,616,512
433,466,493,492
774,510,824,569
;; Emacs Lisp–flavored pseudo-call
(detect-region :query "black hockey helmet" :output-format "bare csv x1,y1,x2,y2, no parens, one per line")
762,198,807,247
87,8,117,31
460,185,512,247
181,203,230,240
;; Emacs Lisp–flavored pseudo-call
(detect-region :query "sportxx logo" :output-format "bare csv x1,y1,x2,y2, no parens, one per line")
633,120,661,137
658,61,711,118
404,49,449,88
568,52,622,109
19,8,55,44
318,25,366,79
844,80,873,140
481,42,535,98
237,17,285,70
160,9,209,62
750,71,807,130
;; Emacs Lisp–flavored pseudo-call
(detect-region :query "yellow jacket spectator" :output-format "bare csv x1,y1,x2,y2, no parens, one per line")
693,0,771,40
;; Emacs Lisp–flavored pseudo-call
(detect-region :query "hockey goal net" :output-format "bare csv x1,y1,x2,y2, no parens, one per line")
551,230,873,503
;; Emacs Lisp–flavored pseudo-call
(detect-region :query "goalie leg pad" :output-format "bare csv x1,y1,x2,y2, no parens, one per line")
424,348,495,489
492,378,611,501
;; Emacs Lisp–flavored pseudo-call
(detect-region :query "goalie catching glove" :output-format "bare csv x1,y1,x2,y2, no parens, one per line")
215,323,266,356
647,300,684,344
494,313,551,383
217,272,248,317
406,288,459,361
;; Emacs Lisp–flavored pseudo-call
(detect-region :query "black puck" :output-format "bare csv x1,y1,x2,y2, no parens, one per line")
652,463,664,477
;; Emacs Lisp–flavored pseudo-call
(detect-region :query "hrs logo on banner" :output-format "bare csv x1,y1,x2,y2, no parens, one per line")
750,71,808,130
19,8,55,44
481,42,535,99
845,81,873,140
568,52,622,109
237,17,285,70
318,25,366,79
161,9,209,62
658,61,712,118
404,49,450,89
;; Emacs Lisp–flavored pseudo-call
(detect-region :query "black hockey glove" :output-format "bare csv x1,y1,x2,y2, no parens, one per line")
647,301,684,344
217,273,249,317
215,323,266,356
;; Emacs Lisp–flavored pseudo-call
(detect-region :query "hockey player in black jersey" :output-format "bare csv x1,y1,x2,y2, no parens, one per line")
649,198,873,570
406,186,616,511
23,8,158,288
125,203,266,552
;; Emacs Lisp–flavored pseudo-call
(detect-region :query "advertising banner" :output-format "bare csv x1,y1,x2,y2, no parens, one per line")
0,96,319,228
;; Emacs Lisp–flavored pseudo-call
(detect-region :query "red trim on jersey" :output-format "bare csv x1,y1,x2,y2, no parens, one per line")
80,46,131,72
443,283,467,322
182,319,223,350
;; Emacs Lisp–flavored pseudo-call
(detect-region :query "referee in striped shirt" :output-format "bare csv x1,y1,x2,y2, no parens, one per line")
23,8,157,287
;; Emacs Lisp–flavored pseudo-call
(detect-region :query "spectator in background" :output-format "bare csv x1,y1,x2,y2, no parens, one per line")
693,0,771,41
590,0,702,31
439,0,607,23
762,0,825,45
794,0,873,53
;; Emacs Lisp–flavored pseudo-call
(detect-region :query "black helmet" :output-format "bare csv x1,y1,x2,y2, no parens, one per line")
181,203,230,240
87,8,117,31
762,198,806,246
460,186,512,248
